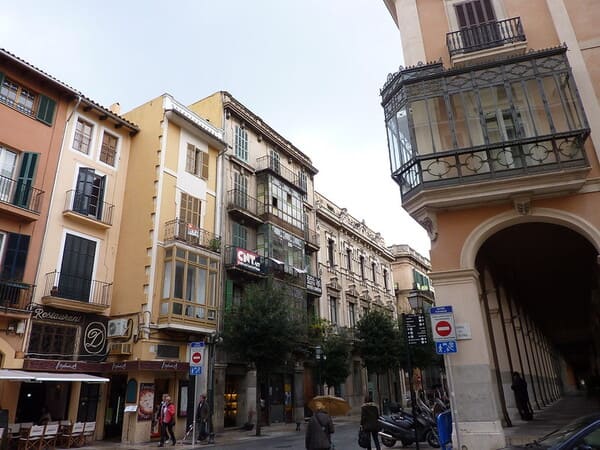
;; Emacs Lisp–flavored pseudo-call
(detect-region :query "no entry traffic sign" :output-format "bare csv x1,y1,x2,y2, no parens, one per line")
191,352,202,364
430,307,456,342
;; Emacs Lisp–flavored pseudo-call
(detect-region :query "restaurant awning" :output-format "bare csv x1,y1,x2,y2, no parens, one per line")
0,370,109,383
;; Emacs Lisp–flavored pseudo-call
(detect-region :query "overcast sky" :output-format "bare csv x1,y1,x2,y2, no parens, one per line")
0,0,431,257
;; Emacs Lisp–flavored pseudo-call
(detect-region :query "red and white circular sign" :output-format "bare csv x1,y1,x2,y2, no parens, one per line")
435,320,452,337
191,352,202,364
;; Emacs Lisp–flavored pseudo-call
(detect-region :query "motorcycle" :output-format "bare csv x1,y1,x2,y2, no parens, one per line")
378,403,441,448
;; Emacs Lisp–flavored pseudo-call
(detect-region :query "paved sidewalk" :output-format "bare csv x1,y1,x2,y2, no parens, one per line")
85,415,360,450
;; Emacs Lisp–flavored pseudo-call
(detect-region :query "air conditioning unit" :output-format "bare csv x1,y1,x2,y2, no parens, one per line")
107,318,129,338
109,342,132,355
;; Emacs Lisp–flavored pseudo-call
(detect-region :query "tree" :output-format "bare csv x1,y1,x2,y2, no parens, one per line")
321,328,352,394
355,310,402,407
222,278,306,435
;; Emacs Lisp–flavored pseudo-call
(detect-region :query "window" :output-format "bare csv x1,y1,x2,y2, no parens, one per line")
383,269,389,291
180,193,201,227
28,323,77,360
58,234,97,302
371,262,377,283
185,143,209,179
99,132,118,166
73,118,93,154
0,73,56,124
1,232,30,280
346,248,352,272
327,239,335,268
234,125,248,161
232,222,248,249
233,172,248,208
257,176,304,230
454,0,499,51
360,255,366,280
269,149,280,173
0,147,17,202
329,296,338,325
73,168,105,220
349,303,356,328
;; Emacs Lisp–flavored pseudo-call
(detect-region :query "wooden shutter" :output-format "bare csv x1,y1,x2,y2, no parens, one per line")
201,150,209,179
2,233,30,280
455,0,495,27
36,94,56,125
225,280,233,310
58,234,96,301
13,152,39,209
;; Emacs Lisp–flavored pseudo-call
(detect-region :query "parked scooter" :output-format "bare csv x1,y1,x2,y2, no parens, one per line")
378,401,441,448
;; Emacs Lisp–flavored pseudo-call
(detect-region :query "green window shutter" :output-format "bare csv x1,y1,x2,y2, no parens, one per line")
0,72,4,89
36,94,56,125
225,280,233,310
13,152,39,210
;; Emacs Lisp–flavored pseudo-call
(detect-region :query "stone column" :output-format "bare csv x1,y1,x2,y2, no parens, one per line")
430,269,506,450
213,363,227,433
294,363,305,426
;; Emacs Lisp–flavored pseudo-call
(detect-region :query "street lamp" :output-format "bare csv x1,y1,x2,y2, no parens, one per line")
407,289,432,313
315,345,326,395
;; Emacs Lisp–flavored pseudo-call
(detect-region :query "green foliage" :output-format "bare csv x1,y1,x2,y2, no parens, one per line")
321,329,352,388
397,313,443,370
355,309,402,375
222,278,307,372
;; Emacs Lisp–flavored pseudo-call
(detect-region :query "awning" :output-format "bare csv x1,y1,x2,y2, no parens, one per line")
0,369,37,381
0,370,108,383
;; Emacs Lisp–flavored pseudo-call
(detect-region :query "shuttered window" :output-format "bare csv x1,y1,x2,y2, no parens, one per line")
454,0,496,28
234,125,248,161
185,143,209,179
180,193,201,227
0,72,56,125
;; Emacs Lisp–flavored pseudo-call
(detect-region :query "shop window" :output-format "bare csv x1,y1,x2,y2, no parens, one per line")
28,323,77,359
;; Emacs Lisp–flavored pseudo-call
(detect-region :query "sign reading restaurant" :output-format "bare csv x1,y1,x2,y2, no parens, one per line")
235,248,262,272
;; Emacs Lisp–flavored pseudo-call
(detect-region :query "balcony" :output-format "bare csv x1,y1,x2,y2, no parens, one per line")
164,219,221,253
381,46,590,214
263,258,306,287
0,279,34,313
158,297,218,332
63,190,114,228
447,17,527,65
226,189,263,226
0,175,43,221
304,227,319,252
42,271,111,313
255,156,307,193
224,246,265,276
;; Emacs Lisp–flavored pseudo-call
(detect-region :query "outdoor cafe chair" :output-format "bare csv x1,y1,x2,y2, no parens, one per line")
82,422,95,444
41,424,59,450
59,422,84,448
18,424,44,450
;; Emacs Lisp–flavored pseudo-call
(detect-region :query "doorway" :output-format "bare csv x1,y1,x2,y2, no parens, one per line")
104,375,127,439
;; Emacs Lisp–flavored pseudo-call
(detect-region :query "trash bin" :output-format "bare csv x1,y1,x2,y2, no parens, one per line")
436,410,453,450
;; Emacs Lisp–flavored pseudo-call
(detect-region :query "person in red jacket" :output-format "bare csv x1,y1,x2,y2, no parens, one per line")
159,394,176,446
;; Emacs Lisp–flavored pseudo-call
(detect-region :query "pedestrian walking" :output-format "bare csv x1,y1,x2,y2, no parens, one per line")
196,393,210,441
511,372,533,421
305,400,334,450
159,394,177,446
361,394,381,450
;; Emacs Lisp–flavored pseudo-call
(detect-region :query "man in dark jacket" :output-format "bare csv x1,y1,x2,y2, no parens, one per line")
305,401,334,450
361,394,381,450
511,372,533,421
196,394,210,441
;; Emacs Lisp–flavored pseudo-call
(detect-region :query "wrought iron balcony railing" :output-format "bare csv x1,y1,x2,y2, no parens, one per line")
226,189,261,218
164,219,221,253
0,174,43,213
447,17,526,57
64,190,114,225
0,279,33,310
255,156,307,193
44,271,111,306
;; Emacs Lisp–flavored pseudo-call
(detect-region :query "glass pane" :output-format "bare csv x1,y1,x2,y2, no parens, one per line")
172,302,183,315
411,100,433,155
558,73,584,130
196,268,207,304
464,91,485,146
160,302,169,315
392,108,413,165
174,261,184,299
428,97,453,151
542,76,569,133
208,272,216,307
523,79,551,135
449,93,470,149
511,82,536,138
162,262,172,298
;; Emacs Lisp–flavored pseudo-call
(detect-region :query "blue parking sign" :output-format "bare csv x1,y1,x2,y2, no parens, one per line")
189,366,202,375
436,340,457,354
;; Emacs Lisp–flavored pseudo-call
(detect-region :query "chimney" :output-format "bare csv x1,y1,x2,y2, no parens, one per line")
109,102,121,114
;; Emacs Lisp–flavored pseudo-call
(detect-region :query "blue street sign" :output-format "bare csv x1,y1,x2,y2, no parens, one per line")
436,340,457,354
189,366,202,375
430,306,453,315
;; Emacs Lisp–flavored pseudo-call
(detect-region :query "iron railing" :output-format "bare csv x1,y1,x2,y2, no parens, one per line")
0,174,43,213
44,271,111,307
64,190,114,225
164,219,221,253
446,17,526,57
226,189,261,217
394,134,588,199
255,156,307,192
0,279,33,310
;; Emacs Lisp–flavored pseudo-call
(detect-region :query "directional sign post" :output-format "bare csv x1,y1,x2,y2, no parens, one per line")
405,313,428,345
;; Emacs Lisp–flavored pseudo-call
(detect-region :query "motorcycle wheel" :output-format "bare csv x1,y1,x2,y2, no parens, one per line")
400,439,413,447
426,429,441,448
381,436,396,447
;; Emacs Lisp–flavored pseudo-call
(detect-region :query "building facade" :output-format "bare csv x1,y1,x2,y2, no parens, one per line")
381,0,600,448
190,92,320,429
315,191,396,411
113,94,225,443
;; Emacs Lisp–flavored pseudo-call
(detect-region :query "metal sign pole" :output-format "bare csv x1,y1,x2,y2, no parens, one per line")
444,354,461,450
192,374,198,446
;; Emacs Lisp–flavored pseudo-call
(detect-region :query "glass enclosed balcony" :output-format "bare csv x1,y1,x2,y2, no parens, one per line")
381,46,590,202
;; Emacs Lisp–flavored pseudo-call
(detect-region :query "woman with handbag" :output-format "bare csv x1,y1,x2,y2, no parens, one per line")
360,394,381,450
305,401,334,450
